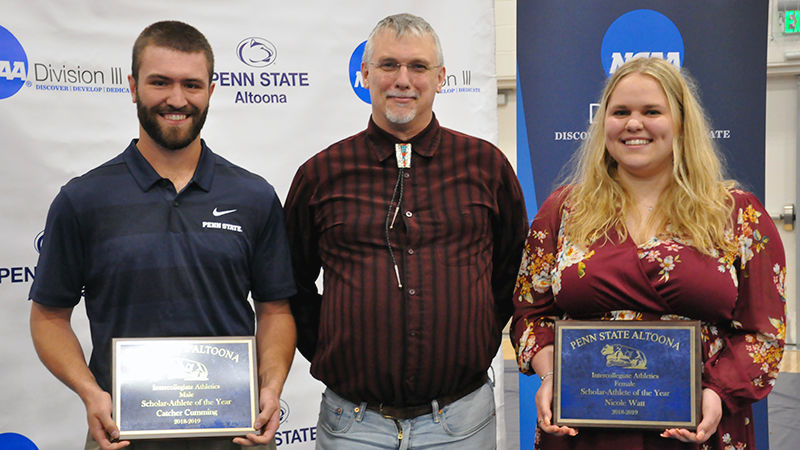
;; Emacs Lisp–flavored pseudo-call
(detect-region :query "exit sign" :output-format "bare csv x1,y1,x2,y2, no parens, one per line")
786,10,800,34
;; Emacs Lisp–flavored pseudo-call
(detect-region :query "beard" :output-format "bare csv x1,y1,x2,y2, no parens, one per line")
136,94,208,151
383,91,418,125
384,106,416,125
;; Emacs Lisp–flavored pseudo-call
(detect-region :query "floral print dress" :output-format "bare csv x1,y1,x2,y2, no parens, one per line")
512,188,786,450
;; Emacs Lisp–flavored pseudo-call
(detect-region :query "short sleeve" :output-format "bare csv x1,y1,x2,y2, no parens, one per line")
250,192,297,302
28,188,85,307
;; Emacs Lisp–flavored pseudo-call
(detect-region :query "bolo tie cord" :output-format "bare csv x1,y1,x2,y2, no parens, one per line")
385,167,405,289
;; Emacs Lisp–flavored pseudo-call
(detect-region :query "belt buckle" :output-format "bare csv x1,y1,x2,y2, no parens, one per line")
378,403,398,419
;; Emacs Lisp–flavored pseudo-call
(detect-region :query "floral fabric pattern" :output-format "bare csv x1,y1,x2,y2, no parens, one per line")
511,189,786,450
515,228,554,303
638,237,684,282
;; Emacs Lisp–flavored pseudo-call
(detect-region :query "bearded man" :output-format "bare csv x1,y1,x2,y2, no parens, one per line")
29,21,296,450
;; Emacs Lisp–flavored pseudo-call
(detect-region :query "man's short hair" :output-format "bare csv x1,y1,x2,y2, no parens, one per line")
131,20,214,83
362,13,443,66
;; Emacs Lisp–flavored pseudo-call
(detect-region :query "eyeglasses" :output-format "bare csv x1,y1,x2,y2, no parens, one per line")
370,61,441,75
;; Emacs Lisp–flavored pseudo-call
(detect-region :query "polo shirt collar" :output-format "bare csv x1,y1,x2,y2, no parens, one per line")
367,113,442,163
123,138,215,192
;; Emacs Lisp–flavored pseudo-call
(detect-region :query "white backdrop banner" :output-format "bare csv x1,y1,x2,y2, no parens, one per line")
0,1,503,449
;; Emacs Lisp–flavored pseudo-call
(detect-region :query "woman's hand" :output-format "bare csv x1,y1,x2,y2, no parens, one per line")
535,375,578,436
661,388,722,443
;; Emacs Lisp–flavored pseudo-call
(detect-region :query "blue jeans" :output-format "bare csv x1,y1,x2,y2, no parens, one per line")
315,380,496,449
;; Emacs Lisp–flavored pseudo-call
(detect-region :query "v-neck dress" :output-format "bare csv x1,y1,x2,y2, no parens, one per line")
512,188,786,449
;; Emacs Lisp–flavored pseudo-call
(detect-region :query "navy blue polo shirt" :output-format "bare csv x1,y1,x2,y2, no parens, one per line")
29,139,297,392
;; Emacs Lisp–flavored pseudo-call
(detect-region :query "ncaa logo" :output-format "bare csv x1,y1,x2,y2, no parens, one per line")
349,40,370,104
0,25,28,100
279,399,290,424
34,231,44,253
0,433,38,450
237,37,277,68
601,9,684,76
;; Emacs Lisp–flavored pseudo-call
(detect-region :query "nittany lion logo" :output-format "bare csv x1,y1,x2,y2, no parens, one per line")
237,37,277,68
601,344,647,370
166,358,209,381
279,399,290,424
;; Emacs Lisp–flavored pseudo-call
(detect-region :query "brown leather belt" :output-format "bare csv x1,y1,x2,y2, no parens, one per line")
366,375,488,420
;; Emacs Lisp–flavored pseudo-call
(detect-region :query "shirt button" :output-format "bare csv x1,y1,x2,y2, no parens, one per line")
407,248,414,255
403,172,410,179
409,330,418,337
408,288,416,296
173,201,179,207
405,211,413,218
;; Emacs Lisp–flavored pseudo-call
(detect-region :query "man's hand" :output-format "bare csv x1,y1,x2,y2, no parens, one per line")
233,386,281,446
661,388,722,443
30,302,130,449
84,388,129,449
233,300,295,447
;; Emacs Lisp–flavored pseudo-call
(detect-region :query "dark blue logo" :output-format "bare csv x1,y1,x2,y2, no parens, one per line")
34,231,44,253
237,37,277,68
0,25,28,100
600,9,684,76
0,433,38,450
279,399,290,424
349,40,370,104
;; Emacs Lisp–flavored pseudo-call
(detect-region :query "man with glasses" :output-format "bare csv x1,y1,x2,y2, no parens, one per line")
284,13,527,448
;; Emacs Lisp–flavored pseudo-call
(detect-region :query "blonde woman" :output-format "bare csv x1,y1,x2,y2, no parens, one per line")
512,57,786,449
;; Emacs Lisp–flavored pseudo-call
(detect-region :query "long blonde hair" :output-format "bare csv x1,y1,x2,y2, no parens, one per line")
562,57,735,255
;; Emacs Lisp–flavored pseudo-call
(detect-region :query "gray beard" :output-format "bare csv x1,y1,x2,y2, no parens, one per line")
385,106,415,125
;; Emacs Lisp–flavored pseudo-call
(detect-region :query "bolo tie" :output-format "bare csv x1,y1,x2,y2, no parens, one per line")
385,143,411,289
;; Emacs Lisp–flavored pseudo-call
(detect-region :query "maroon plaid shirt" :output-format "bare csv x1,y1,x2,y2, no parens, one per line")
285,116,527,406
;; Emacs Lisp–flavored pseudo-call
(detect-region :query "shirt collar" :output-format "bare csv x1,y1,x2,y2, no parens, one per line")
367,113,442,163
123,138,215,192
